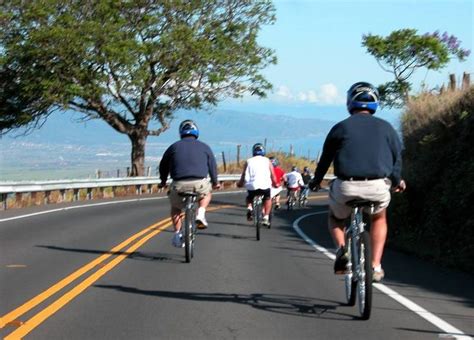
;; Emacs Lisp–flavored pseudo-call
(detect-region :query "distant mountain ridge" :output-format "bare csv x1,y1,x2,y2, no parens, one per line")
0,109,336,180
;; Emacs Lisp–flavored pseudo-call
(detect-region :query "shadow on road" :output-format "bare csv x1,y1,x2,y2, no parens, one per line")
94,284,360,320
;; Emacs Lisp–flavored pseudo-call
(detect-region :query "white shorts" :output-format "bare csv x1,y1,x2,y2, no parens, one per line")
329,178,392,220
270,186,282,198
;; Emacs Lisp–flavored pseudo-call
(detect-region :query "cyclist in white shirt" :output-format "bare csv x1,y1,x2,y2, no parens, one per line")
286,166,305,205
237,143,279,226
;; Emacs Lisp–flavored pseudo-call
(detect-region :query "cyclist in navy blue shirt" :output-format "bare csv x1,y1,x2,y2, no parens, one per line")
310,82,406,282
159,120,220,247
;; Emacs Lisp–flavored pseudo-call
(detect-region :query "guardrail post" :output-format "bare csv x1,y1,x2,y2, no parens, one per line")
136,185,141,195
87,188,93,200
44,191,50,205
73,189,79,201
60,189,66,202
1,193,6,210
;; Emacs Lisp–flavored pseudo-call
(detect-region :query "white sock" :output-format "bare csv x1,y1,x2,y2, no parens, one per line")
373,264,382,271
263,215,269,219
198,207,206,216
247,207,253,211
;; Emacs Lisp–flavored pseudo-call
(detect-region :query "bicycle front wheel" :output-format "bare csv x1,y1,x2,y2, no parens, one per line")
357,230,372,319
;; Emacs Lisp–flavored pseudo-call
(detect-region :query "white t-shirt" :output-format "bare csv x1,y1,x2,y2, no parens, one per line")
244,156,272,190
286,171,304,188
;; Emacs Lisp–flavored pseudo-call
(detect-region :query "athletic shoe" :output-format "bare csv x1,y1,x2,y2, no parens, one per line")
195,213,208,229
246,209,253,221
334,246,349,274
172,233,184,248
261,215,270,227
373,267,385,282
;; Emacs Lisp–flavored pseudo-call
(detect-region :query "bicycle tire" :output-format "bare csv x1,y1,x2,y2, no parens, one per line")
184,207,192,263
253,198,261,241
357,230,372,320
345,237,357,306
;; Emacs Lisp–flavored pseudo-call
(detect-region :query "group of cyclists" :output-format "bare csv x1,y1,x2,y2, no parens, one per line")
159,81,406,283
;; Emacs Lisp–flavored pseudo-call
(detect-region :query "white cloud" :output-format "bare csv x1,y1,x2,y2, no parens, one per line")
275,83,344,105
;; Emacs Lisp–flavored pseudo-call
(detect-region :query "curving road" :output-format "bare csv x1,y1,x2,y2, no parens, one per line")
0,191,473,339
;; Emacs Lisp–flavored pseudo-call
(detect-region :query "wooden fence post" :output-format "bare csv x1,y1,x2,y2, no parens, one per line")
222,152,227,172
237,144,241,166
462,72,471,90
449,74,456,91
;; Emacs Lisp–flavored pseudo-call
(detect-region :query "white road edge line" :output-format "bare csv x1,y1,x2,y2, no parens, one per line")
0,190,245,223
293,212,472,340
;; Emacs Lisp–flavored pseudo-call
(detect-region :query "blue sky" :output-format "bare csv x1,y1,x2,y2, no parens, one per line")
222,0,473,122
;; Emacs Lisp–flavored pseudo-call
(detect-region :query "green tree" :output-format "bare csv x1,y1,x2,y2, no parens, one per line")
0,0,276,176
362,29,470,108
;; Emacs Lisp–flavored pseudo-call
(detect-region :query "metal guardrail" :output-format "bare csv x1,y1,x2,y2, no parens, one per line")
0,174,334,210
0,175,241,210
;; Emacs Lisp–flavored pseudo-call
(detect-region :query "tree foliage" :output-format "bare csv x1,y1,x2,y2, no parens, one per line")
0,0,276,175
362,29,470,108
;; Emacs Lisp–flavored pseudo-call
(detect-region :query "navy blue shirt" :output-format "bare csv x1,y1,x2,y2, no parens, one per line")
159,137,218,185
314,113,402,186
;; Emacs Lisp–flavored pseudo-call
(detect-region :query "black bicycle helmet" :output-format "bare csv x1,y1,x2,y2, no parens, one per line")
346,82,379,114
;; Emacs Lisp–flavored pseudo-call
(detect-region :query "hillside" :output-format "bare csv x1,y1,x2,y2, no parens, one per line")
388,87,474,273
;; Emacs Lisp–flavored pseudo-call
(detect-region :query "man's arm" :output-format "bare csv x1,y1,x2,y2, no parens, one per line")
158,146,172,186
269,161,279,187
237,162,248,187
312,125,340,186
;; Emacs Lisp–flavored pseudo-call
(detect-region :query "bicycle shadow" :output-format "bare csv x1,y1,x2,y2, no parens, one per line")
94,284,358,320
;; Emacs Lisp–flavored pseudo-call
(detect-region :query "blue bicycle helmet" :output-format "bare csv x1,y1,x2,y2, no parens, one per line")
269,156,279,166
179,119,199,139
252,143,265,156
347,82,379,114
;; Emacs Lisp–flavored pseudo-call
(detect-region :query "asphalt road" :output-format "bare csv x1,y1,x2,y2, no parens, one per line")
0,191,473,339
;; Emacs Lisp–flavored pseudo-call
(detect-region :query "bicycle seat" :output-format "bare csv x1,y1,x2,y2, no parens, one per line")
178,191,198,197
345,199,380,208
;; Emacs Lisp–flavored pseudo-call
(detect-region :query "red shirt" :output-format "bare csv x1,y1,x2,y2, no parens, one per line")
273,166,285,186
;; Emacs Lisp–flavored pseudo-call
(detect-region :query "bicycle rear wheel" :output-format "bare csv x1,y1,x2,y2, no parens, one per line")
345,237,356,306
357,230,372,319
184,208,194,263
253,198,261,240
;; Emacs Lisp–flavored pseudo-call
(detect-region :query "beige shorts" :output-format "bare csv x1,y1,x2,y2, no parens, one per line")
169,178,212,209
329,178,392,220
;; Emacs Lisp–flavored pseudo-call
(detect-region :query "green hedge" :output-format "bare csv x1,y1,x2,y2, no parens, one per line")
388,88,474,273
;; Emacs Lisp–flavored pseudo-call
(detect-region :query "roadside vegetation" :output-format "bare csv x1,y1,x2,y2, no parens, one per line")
388,87,474,273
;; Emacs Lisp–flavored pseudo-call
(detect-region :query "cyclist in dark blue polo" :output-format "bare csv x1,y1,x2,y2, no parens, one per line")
309,82,406,282
159,120,220,247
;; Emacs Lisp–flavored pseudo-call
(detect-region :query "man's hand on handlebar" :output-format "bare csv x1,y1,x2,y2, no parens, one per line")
393,179,406,193
213,183,221,190
158,182,167,189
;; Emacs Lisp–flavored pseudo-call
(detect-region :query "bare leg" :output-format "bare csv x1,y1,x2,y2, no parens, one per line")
198,192,211,209
328,211,346,248
263,198,272,216
370,209,387,268
171,207,183,232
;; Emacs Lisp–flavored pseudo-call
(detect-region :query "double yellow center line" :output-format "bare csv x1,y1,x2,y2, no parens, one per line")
1,205,232,339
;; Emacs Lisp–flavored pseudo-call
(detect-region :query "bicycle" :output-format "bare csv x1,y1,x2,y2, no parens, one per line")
252,195,264,240
298,186,309,207
179,191,198,263
287,189,298,210
343,199,376,320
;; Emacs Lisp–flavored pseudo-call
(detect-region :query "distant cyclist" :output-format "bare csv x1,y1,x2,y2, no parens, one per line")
269,156,286,209
237,143,279,226
159,120,221,248
309,82,406,282
285,166,304,205
300,166,312,201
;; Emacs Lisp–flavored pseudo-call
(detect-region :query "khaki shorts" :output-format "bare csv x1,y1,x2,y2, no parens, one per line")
169,178,212,209
329,178,392,220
